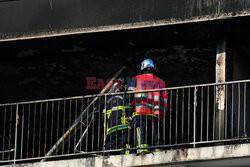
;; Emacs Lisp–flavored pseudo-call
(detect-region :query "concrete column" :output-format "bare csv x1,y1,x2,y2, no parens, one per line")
215,39,226,140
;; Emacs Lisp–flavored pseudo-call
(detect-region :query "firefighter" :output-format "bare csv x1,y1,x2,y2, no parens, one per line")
103,77,134,155
133,58,168,155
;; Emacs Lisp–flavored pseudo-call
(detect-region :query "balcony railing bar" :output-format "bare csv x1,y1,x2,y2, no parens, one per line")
213,86,216,140
193,87,197,148
238,83,240,137
225,85,228,139
206,86,209,141
188,88,190,143
232,84,234,138
244,83,246,135
1,79,250,107
2,106,6,160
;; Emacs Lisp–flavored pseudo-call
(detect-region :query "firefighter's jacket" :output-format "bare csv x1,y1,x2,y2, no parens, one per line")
134,73,168,117
103,92,133,135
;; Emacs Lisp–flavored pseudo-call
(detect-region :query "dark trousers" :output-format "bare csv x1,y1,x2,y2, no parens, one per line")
104,129,131,155
133,115,161,154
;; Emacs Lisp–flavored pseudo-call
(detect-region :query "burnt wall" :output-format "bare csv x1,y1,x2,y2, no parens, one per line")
0,19,222,104
0,0,250,41
0,16,250,104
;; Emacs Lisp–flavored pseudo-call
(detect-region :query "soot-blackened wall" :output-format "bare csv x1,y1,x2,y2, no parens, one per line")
3,16,250,104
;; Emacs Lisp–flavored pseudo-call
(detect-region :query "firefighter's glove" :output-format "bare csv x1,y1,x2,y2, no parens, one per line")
125,117,133,124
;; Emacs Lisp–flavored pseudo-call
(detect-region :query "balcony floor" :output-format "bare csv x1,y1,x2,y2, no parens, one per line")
4,142,250,167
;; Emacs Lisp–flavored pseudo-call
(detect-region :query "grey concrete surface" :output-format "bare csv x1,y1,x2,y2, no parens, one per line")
4,143,250,167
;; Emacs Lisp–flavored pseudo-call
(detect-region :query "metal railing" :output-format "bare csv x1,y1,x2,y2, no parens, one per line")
0,79,250,164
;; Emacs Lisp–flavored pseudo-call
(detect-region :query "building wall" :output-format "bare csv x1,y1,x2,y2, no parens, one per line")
0,21,217,104
0,0,250,41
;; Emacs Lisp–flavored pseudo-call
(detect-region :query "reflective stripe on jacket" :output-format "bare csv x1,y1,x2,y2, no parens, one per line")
135,73,168,117
103,94,133,134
